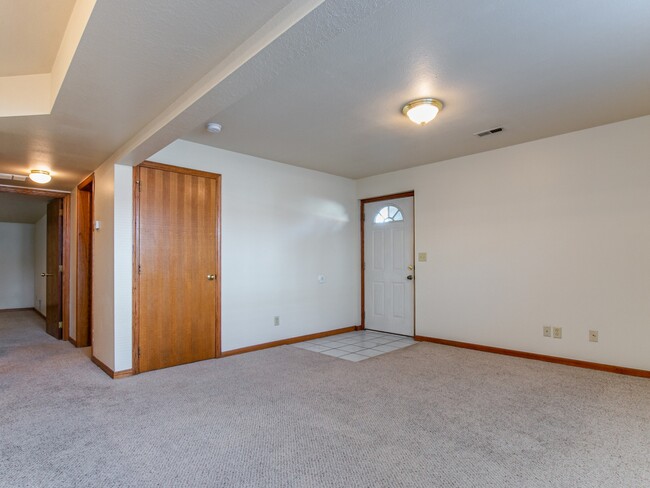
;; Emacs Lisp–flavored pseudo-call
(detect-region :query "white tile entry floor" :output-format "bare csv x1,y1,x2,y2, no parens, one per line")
292,330,416,362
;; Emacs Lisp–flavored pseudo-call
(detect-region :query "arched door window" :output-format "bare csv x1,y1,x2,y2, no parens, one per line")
374,205,404,224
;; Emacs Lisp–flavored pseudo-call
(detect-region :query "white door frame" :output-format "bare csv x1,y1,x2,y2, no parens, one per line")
360,191,415,336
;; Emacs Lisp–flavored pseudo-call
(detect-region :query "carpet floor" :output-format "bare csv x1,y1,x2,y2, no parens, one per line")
1,310,649,487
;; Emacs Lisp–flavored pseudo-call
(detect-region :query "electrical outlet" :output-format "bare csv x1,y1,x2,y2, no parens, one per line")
552,327,562,339
418,252,427,262
273,316,280,327
589,330,598,342
543,326,552,338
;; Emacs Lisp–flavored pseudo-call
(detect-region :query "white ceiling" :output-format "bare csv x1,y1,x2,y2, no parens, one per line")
0,0,76,76
0,192,50,223
184,0,650,178
0,0,649,188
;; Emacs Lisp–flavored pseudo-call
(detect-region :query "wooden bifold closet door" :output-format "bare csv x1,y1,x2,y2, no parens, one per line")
136,162,220,373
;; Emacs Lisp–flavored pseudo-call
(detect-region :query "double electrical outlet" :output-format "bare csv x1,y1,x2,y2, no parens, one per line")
543,326,562,339
543,326,599,342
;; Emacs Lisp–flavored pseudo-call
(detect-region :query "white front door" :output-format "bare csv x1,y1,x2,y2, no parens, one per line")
364,196,414,336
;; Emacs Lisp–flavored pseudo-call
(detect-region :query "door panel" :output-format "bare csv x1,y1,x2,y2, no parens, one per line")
46,199,63,339
138,165,218,372
364,196,414,335
76,186,93,347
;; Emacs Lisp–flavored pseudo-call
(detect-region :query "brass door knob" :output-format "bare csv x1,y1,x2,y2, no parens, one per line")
406,275,414,280
41,273,54,277
207,274,216,281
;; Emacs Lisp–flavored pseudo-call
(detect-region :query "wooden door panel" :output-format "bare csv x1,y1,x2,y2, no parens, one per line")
138,166,218,372
46,199,62,339
76,188,92,347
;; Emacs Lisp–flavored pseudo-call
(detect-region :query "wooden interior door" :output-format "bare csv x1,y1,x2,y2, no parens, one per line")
46,199,63,339
137,163,220,373
76,177,94,347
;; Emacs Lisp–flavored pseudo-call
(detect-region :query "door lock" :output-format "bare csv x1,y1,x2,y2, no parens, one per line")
406,275,414,280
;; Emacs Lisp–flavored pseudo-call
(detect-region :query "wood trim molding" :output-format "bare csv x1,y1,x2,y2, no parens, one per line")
91,355,134,379
68,336,77,347
359,191,415,205
0,307,35,312
77,173,94,190
139,160,221,180
221,326,358,357
33,308,46,319
0,183,70,198
415,335,650,379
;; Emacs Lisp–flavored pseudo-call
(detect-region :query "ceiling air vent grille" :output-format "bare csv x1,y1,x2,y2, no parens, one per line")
0,173,28,181
475,127,503,137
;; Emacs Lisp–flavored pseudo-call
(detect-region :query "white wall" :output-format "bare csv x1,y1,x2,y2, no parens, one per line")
92,161,115,369
0,223,35,309
357,115,650,371
33,215,47,315
149,140,360,354
113,164,132,371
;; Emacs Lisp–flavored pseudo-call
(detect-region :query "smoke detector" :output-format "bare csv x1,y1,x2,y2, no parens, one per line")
206,122,222,134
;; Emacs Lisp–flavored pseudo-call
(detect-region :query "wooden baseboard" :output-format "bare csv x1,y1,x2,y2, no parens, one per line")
91,355,133,379
33,308,46,319
0,307,35,313
221,326,358,358
68,336,77,347
415,335,650,379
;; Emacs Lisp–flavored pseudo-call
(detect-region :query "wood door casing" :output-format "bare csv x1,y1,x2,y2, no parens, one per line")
137,163,220,373
76,176,93,347
46,199,63,339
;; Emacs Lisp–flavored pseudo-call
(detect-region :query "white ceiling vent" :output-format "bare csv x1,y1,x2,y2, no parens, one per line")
0,173,28,181
474,127,503,137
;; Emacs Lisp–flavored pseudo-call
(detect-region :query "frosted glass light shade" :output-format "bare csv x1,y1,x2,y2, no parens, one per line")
402,98,443,125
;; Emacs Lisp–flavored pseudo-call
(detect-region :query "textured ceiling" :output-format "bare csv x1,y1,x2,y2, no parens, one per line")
0,0,295,190
0,0,76,76
0,192,50,223
183,0,650,178
1,0,649,190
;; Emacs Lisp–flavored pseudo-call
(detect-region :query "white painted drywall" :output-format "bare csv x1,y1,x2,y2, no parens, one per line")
113,164,132,372
357,115,650,371
33,215,47,315
147,140,360,356
92,161,115,369
0,223,35,309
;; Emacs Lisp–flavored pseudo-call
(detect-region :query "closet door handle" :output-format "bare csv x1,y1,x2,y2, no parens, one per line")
41,273,53,277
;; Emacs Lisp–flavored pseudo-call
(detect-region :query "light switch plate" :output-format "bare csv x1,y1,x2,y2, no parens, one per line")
418,252,427,262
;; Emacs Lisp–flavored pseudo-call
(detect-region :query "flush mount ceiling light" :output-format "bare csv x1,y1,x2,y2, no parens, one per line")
206,122,222,133
29,169,52,184
402,98,443,125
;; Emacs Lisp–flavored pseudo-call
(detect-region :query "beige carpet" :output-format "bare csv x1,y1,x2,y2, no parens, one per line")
1,310,649,487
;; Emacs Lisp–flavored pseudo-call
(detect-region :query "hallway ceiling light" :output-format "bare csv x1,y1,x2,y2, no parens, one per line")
29,170,52,184
402,98,443,125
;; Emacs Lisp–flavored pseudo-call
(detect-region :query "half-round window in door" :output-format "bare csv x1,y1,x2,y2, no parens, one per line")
374,205,404,224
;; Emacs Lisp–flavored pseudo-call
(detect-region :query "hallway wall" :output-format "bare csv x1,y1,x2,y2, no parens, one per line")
0,222,35,309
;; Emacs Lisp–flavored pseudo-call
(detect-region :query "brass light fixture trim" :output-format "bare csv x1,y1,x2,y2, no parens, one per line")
402,98,444,125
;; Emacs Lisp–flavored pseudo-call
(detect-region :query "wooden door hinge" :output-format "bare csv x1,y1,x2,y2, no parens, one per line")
138,264,141,275
137,347,141,358
136,180,141,192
